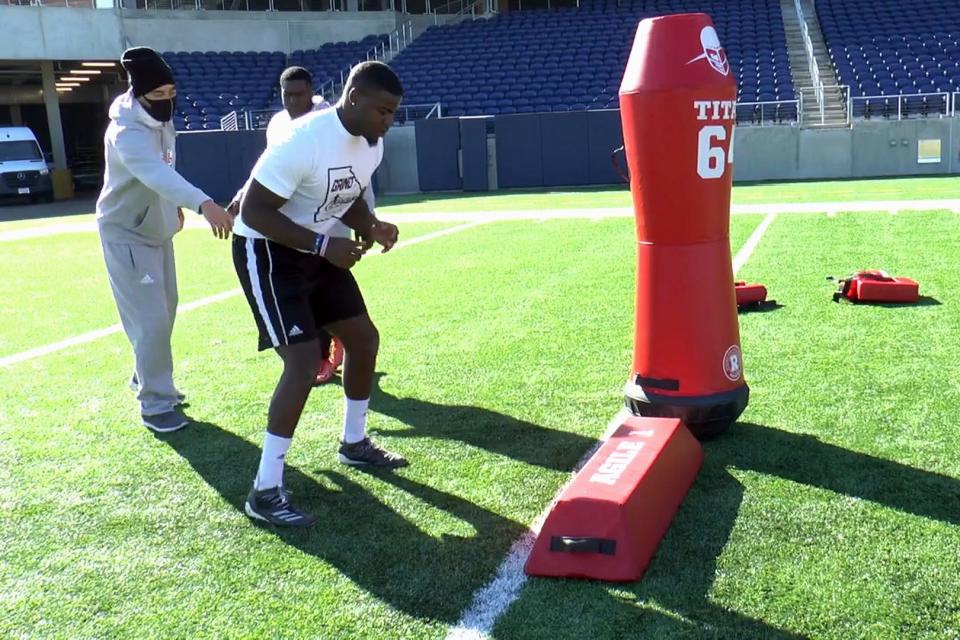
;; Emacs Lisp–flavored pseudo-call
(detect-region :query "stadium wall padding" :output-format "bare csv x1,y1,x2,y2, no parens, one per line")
587,110,627,185
174,117,960,202
415,118,462,191
460,118,489,191
493,112,625,189
540,111,591,187
176,129,265,204
495,114,544,189
379,126,420,195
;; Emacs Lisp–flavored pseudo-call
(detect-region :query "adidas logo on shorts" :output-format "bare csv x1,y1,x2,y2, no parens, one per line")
288,325,303,337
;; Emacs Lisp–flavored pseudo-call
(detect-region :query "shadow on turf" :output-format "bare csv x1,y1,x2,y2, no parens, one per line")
342,372,600,473
158,417,529,623
858,295,942,308
738,301,785,314
506,420,960,639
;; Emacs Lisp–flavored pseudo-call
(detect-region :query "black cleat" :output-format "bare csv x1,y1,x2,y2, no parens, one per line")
244,485,316,528
338,437,408,468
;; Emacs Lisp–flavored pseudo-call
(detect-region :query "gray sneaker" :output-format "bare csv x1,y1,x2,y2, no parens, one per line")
245,485,316,528
338,437,408,468
142,409,189,433
130,373,186,405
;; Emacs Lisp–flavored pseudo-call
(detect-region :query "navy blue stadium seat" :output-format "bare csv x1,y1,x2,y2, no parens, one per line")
817,0,959,118
389,0,796,122
164,35,389,130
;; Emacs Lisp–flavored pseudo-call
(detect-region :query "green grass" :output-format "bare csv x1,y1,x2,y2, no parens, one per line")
495,211,960,640
2,197,960,639
0,222,455,358
377,176,959,213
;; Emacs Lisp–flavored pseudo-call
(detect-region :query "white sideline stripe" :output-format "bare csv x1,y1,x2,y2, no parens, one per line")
732,212,776,275
3,198,959,242
445,409,632,640
0,221,488,370
445,215,777,640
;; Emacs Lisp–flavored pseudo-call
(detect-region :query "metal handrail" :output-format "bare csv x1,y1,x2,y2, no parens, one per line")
394,102,442,124
735,99,801,126
849,91,952,120
323,21,414,102
432,0,489,24
795,0,825,123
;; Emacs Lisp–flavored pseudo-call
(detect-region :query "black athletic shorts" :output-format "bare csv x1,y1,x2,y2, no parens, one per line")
232,234,367,351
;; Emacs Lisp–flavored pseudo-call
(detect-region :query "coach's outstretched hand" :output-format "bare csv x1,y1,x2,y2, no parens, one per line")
324,237,367,269
200,200,234,240
368,220,399,253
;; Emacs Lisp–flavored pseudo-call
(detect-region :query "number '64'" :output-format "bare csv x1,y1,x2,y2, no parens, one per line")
697,125,735,179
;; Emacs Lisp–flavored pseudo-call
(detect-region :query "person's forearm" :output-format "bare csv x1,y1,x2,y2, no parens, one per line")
340,194,377,235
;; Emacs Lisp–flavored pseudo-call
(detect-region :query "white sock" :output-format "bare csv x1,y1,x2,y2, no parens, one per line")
342,397,369,444
254,432,292,490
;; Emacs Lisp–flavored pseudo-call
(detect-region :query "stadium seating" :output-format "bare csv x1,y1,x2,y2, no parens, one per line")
163,34,388,131
391,0,796,122
816,0,960,118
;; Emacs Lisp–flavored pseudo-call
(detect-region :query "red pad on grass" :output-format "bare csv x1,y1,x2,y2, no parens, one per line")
525,416,703,582
735,281,768,306
839,271,920,303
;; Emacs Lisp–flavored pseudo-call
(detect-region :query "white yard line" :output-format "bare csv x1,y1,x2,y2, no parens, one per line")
444,212,777,640
0,221,489,370
732,213,776,275
2,198,958,242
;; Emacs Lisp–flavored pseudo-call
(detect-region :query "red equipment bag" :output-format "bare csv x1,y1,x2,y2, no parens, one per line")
832,270,920,304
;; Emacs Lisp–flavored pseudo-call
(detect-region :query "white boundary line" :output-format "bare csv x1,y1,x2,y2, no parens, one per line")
2,198,958,243
0,221,489,370
443,212,777,640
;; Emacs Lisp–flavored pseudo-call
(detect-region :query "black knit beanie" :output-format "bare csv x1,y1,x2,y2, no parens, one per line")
120,47,175,97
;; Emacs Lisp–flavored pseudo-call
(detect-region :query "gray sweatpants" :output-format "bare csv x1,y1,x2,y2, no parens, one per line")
101,238,180,416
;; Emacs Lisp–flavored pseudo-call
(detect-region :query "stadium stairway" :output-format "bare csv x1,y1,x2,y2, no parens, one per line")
780,0,849,127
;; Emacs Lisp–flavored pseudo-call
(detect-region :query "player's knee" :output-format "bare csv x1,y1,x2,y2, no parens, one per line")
279,343,323,384
354,323,379,357
339,320,379,357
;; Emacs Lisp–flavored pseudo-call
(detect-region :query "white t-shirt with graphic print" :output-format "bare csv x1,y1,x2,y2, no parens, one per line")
233,107,383,241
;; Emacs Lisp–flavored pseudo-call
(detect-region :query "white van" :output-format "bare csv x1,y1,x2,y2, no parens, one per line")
0,127,53,202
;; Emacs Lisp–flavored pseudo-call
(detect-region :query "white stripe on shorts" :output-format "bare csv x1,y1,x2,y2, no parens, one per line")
245,238,280,347
264,240,288,344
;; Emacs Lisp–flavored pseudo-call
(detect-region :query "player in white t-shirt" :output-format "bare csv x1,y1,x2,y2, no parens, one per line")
232,61,405,527
228,66,356,386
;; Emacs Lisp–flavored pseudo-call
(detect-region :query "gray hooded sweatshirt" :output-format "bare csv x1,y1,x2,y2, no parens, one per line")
96,90,210,246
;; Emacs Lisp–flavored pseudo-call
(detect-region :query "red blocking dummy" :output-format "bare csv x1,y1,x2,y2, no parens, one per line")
619,14,748,439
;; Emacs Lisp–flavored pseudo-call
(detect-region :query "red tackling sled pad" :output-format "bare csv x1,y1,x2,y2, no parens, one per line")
833,270,920,304
524,416,702,582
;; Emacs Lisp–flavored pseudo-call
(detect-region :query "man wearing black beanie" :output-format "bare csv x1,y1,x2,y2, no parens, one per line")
121,46,178,122
96,45,234,433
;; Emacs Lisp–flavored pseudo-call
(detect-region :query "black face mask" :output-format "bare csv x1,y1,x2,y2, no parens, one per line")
141,96,174,123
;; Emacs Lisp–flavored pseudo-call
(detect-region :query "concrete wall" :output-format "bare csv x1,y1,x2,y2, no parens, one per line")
733,119,959,182
121,9,398,54
0,7,126,60
0,5,401,59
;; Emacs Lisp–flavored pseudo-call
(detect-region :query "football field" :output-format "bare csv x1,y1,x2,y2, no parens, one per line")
2,176,959,639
